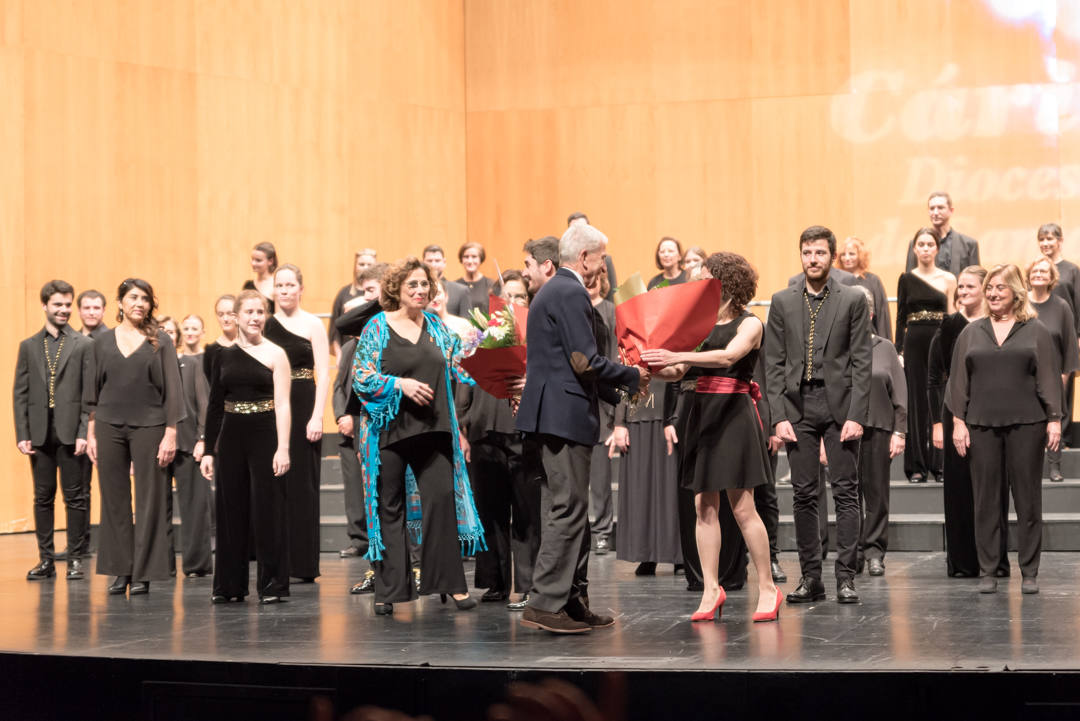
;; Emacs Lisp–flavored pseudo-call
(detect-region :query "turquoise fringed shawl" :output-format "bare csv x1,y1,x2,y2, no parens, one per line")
352,310,485,561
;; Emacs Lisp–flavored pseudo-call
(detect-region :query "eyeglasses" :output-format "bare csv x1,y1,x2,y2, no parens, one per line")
406,280,431,290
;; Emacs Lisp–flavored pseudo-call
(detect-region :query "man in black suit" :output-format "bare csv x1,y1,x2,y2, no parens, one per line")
765,226,872,604
904,191,980,274
72,288,107,556
13,280,92,580
422,244,471,317
516,222,648,634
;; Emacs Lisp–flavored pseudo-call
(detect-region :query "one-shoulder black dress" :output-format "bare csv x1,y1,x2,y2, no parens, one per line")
896,272,947,481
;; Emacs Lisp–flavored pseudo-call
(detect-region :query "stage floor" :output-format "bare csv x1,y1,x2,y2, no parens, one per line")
2,532,1079,674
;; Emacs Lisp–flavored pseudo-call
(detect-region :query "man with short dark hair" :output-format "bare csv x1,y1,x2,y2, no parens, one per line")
422,244,470,316
72,288,106,557
521,236,560,296
904,192,980,274
765,226,871,605
14,281,93,580
77,289,107,338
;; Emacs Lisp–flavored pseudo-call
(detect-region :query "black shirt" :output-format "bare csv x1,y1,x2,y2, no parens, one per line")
380,320,451,447
946,317,1062,427
455,276,494,313
1054,259,1080,334
802,282,830,381
85,329,185,427
204,345,275,454
176,353,209,453
866,335,907,433
329,283,363,349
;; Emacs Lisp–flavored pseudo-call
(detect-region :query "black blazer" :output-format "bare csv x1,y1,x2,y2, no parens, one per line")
515,268,639,446
765,275,872,428
13,327,91,446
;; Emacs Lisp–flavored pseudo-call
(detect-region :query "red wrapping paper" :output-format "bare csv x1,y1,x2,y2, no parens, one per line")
615,278,723,367
460,295,528,399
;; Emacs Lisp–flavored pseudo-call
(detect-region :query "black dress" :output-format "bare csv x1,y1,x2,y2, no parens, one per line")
205,345,288,599
263,317,321,580
681,313,772,492
896,272,947,481
647,270,687,290
242,280,275,314
852,272,892,342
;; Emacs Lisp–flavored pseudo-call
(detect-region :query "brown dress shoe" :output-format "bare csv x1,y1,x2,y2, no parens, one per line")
521,606,591,634
567,600,615,628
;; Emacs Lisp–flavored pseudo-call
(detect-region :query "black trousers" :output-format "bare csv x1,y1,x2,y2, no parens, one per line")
530,434,592,613
213,412,289,599
858,427,891,562
786,385,860,583
167,451,213,575
374,432,466,603
472,433,542,594
29,422,87,562
72,455,94,555
95,422,172,581
969,423,1046,579
339,428,368,554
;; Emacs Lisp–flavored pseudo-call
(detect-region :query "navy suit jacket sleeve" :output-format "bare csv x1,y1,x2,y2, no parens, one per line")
555,281,638,393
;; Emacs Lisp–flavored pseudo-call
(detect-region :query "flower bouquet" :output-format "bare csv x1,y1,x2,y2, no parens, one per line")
459,295,528,399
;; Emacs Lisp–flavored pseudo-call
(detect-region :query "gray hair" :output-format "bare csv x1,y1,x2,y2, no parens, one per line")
854,284,874,318
560,222,608,265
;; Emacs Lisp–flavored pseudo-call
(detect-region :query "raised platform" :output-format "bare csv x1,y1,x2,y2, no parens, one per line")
5,532,1080,720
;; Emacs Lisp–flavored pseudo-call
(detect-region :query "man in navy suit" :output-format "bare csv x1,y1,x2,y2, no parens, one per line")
516,222,648,634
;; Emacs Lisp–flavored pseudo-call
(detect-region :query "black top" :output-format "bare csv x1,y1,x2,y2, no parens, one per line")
802,283,830,381
647,271,686,290
697,312,758,382
204,345,275,453
852,272,892,341
867,335,907,433
380,320,451,447
176,353,209,453
242,280,275,314
1054,259,1080,334
328,283,363,348
83,324,109,339
927,313,969,424
455,276,494,312
264,316,315,372
202,341,232,384
85,329,185,427
946,318,1062,427
895,272,947,353
1031,295,1080,375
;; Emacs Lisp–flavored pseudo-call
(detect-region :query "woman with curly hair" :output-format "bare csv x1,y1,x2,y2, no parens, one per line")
642,252,781,623
352,257,485,615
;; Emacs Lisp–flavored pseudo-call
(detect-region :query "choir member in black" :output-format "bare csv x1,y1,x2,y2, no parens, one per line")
160,316,213,577
352,257,483,615
422,245,470,317
929,266,1007,578
73,288,107,558
850,286,907,577
896,227,956,483
85,278,184,596
455,242,495,312
642,252,781,622
328,248,378,357
242,241,278,314
1037,223,1080,448
647,237,686,289
264,264,330,582
201,290,292,603
203,294,238,381
14,280,91,580
465,274,542,605
1026,256,1080,481
948,264,1062,595
588,265,617,557
836,236,892,341
682,246,706,277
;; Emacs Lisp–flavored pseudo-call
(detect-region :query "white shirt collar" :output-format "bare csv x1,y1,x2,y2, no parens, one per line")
564,267,585,288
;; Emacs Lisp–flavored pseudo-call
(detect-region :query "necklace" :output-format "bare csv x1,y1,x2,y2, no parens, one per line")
44,332,66,409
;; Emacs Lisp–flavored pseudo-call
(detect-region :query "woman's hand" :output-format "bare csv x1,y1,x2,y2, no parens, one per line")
932,422,944,450
200,455,214,481
400,378,434,406
663,425,678,456
1047,420,1062,452
640,349,678,367
953,418,970,458
608,426,630,459
157,428,177,467
193,440,205,462
87,433,98,465
273,447,290,476
306,416,323,443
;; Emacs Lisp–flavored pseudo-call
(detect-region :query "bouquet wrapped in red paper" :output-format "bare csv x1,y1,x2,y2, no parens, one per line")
615,278,723,369
459,295,528,399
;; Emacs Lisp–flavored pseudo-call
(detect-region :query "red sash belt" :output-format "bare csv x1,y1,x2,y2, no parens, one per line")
695,376,764,430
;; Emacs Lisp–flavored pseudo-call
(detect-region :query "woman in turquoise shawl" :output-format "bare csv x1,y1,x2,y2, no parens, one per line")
352,257,485,615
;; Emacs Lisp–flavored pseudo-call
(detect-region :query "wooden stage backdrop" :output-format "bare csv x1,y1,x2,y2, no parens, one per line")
2,0,1079,531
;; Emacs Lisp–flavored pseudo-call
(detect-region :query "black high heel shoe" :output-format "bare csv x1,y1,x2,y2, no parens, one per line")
211,594,244,604
129,581,150,595
107,576,131,595
441,593,477,610
374,602,394,615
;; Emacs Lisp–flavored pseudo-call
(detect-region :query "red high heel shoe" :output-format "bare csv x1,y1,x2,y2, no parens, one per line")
753,587,783,623
690,587,726,622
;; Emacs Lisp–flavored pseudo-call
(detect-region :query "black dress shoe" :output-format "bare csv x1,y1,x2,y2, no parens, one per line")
770,561,787,583
520,606,591,634
185,570,210,578
481,588,508,602
108,575,131,595
909,473,926,484
441,593,477,610
350,570,375,594
595,537,610,555
837,579,859,604
868,558,885,576
211,594,244,604
507,594,530,611
786,576,826,604
259,595,284,605
634,562,657,576
339,545,362,558
374,601,393,615
54,548,70,562
979,576,998,594
130,581,150,595
994,567,1011,578
1049,462,1065,482
27,559,56,581
66,559,85,580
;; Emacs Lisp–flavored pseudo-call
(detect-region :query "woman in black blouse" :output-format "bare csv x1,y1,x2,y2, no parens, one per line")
647,236,686,289
203,294,238,381
947,264,1062,595
85,279,185,596
200,290,292,604
835,236,892,341
1026,256,1080,481
455,242,494,312
243,242,278,313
